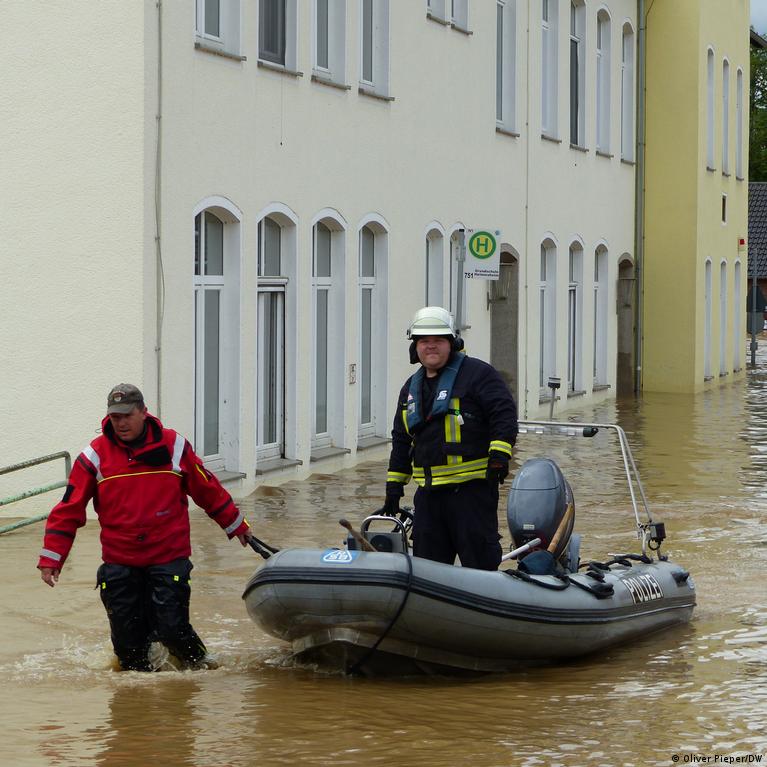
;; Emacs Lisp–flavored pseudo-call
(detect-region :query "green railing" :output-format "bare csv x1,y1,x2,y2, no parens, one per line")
0,451,71,534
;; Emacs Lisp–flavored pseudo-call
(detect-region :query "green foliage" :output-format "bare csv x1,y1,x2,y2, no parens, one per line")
750,41,767,181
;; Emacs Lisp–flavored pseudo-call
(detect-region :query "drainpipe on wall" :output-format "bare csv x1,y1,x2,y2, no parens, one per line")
522,0,531,418
155,0,165,416
633,0,647,395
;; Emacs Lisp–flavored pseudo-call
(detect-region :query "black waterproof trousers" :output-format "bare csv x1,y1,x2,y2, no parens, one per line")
412,479,502,570
97,557,207,671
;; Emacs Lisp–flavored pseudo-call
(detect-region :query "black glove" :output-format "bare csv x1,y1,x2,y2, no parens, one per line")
379,481,404,516
486,451,510,485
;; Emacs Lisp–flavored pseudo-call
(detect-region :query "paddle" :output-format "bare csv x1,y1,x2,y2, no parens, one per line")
500,537,542,563
339,518,377,552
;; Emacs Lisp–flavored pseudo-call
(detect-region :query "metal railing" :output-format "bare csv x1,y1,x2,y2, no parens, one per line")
0,451,71,534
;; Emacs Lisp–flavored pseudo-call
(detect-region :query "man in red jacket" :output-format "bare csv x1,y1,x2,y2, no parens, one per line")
37,383,253,671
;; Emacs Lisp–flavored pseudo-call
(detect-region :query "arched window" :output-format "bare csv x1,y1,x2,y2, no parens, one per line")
312,212,346,449
736,68,744,178
621,23,635,161
256,205,297,462
733,260,742,369
539,239,558,390
358,216,389,440
567,241,583,392
707,48,715,168
722,59,730,174
704,259,712,379
719,261,728,375
593,245,609,384
596,10,611,153
193,201,241,470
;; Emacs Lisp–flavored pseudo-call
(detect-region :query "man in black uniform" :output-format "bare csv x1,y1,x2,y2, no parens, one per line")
383,306,518,570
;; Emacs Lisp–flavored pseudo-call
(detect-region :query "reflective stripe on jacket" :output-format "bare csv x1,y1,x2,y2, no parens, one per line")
37,414,248,570
387,354,517,489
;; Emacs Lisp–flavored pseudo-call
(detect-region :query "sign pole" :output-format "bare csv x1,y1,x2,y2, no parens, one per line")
457,228,466,330
751,247,758,368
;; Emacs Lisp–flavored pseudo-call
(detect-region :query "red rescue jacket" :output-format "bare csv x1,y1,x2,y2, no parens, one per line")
37,414,249,570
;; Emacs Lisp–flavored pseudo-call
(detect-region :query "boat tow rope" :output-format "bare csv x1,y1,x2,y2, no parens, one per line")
504,568,614,599
347,551,415,676
247,535,280,560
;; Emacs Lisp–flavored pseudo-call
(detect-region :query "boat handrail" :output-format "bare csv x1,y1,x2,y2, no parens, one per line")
518,420,653,546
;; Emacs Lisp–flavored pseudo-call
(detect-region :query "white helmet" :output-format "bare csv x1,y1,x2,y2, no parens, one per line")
406,306,457,339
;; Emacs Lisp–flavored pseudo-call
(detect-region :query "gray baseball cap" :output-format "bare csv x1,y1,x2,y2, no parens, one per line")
107,383,145,414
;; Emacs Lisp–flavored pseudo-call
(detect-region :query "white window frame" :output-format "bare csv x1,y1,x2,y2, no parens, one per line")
733,260,742,369
359,0,390,97
195,0,242,57
567,243,583,392
719,261,728,375
541,0,559,138
539,239,558,392
192,201,242,472
707,47,715,169
736,68,744,178
258,0,299,71
357,217,389,439
496,0,517,131
569,0,585,147
704,259,712,379
593,246,608,384
596,9,611,153
450,0,469,31
311,213,347,450
313,0,347,85
256,217,287,462
722,58,730,175
621,23,635,161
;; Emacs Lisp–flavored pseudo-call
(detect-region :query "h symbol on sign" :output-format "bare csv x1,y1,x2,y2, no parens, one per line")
475,236,491,255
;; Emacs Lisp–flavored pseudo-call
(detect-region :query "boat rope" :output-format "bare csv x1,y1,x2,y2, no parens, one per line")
347,551,415,676
503,569,570,590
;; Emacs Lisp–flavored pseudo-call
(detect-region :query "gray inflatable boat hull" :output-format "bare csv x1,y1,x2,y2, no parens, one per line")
243,548,696,674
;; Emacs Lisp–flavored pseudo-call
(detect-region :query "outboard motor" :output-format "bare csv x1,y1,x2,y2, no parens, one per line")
506,458,579,573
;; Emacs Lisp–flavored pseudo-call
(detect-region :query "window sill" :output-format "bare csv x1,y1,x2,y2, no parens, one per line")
620,158,636,166
596,150,613,159
450,23,473,35
255,457,303,476
212,469,247,484
719,371,729,378
311,73,351,90
194,41,247,61
736,175,744,181
567,389,587,398
258,60,303,77
310,446,352,462
722,171,731,178
496,125,520,138
570,143,588,153
358,85,395,102
357,436,390,451
706,165,716,173
541,133,562,144
592,383,611,392
538,394,562,404
704,375,714,382
426,11,450,25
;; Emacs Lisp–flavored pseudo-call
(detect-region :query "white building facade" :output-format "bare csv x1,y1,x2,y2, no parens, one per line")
1,0,636,497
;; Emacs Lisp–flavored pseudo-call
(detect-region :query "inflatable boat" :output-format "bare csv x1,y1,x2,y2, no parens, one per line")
243,420,696,675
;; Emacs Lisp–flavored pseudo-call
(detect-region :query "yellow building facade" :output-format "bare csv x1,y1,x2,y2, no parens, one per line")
643,0,750,392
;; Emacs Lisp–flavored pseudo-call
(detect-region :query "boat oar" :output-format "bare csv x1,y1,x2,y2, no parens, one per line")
547,503,574,554
339,519,377,552
501,537,542,563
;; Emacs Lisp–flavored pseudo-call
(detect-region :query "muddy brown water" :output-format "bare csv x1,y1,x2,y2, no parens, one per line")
1,369,766,766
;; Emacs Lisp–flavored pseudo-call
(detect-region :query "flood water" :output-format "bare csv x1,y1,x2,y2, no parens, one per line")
2,362,767,766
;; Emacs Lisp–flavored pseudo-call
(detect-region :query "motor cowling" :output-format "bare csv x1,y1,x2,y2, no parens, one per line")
506,458,575,561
